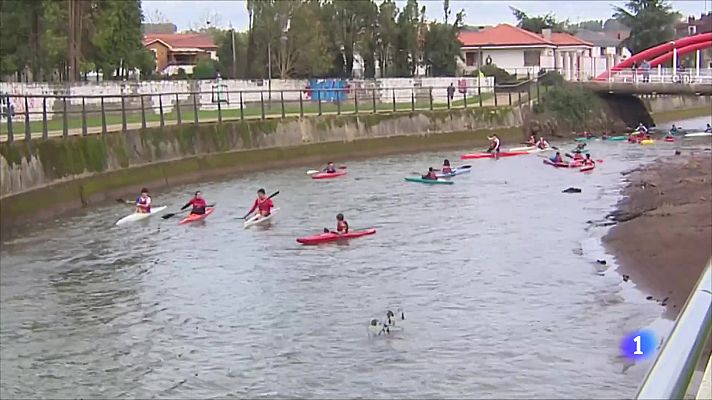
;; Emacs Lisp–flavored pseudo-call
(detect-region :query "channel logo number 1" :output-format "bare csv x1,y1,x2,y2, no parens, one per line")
620,329,656,361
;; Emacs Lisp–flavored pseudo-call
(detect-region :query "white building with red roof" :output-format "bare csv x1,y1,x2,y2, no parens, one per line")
143,33,218,76
458,24,600,80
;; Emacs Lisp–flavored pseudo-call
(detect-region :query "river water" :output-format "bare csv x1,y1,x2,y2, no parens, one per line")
1,117,710,399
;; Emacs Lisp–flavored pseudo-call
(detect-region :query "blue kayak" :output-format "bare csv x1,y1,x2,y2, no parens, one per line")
436,165,472,178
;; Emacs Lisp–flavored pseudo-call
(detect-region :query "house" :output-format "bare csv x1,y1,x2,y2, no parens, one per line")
675,13,712,68
143,33,218,76
575,29,632,76
458,24,597,80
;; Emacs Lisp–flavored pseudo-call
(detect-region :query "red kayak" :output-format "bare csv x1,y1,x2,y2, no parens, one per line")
664,136,675,142
543,159,571,168
179,207,215,224
297,228,376,245
461,151,529,160
580,164,595,173
312,170,347,179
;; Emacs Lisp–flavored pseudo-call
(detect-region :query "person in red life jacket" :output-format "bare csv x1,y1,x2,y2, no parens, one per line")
441,159,453,174
573,150,584,162
486,135,501,154
135,188,152,213
324,213,349,234
181,191,207,215
422,167,438,180
583,153,595,166
324,162,337,173
247,188,274,218
536,136,549,149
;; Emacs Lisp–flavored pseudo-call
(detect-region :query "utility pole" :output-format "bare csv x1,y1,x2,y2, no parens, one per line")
231,26,237,79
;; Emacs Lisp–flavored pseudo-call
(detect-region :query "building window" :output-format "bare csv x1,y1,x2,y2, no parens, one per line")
600,47,606,56
688,25,697,35
524,50,540,66
465,52,476,67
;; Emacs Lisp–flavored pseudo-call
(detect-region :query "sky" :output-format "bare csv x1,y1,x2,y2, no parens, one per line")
141,0,711,32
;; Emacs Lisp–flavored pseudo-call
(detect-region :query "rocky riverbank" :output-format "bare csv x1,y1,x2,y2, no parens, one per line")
604,152,712,318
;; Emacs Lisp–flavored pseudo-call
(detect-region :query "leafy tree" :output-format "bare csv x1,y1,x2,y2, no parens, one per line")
376,0,399,77
192,58,217,79
613,0,680,53
510,7,571,34
216,29,248,78
92,0,145,79
423,2,464,77
393,0,423,76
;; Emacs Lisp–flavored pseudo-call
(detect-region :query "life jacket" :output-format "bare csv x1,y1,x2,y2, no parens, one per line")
442,165,453,173
337,220,349,233
190,198,207,210
136,196,151,212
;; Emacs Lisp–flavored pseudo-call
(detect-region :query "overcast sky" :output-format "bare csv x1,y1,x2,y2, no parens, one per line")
141,0,710,31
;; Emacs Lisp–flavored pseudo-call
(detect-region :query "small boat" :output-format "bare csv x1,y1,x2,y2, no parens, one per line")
311,170,347,179
244,208,279,229
179,207,215,224
460,151,529,160
404,177,454,185
115,205,167,226
297,228,376,245
684,131,712,138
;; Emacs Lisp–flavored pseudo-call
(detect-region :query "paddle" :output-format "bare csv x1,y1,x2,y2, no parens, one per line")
565,153,603,163
162,202,217,220
306,166,347,175
239,191,280,220
115,198,134,205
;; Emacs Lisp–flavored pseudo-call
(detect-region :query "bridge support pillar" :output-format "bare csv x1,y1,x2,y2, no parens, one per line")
564,52,571,80
696,49,701,78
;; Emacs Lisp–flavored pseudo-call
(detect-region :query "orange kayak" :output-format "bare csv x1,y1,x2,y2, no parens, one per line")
179,207,215,224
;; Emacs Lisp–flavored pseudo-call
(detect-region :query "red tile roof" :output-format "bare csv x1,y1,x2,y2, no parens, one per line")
459,24,552,47
550,32,593,46
143,33,217,50
459,24,592,48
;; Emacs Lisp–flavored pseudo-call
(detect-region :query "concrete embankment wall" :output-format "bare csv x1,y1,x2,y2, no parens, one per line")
643,95,712,124
0,107,523,231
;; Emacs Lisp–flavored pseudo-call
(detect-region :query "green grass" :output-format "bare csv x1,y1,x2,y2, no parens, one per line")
0,92,512,139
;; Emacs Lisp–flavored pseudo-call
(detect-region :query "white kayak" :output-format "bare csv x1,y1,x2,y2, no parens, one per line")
684,131,712,138
115,205,167,226
509,145,536,152
244,208,280,229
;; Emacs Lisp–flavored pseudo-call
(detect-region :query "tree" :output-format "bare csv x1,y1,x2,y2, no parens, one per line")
376,0,399,77
216,29,249,78
510,7,571,34
613,0,680,53
573,20,604,32
276,1,332,78
394,0,422,76
423,2,464,76
91,0,145,79
192,58,216,79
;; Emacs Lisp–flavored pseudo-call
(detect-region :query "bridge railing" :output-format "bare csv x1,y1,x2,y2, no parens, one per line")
603,67,712,85
636,260,712,400
0,79,542,143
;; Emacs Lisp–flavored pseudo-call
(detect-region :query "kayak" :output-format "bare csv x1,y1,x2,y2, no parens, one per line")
312,170,347,179
640,139,655,145
461,151,529,160
244,208,279,229
527,147,554,154
179,207,215,225
297,228,376,245
684,131,712,138
543,159,571,168
664,136,676,142
436,165,472,178
404,177,454,185
115,205,167,226
508,145,536,152
574,137,597,142
602,135,628,141
580,164,595,172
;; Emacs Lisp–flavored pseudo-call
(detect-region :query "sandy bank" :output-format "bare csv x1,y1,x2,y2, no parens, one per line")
604,152,712,318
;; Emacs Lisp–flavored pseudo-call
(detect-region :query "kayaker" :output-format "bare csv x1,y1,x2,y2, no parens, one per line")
573,150,584,162
324,162,337,173
536,136,549,149
486,135,501,154
441,159,453,174
135,188,152,214
422,167,438,180
181,191,207,215
246,188,274,218
324,213,349,234
669,124,680,135
527,134,536,146
575,142,587,151
705,124,711,133
635,122,648,135
582,153,595,166
550,152,563,163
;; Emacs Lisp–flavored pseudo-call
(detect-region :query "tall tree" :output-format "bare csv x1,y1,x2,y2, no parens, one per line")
423,1,464,76
613,0,680,53
394,0,422,76
510,7,571,34
573,20,604,32
376,0,399,77
91,0,145,79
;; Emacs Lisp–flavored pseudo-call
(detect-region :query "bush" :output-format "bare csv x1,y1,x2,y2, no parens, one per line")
538,69,564,86
535,84,604,130
193,59,217,80
474,64,515,84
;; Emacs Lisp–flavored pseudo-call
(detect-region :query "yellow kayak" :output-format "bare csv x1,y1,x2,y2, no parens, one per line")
640,139,655,145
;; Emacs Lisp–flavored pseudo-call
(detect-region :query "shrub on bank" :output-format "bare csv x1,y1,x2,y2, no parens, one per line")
533,83,606,131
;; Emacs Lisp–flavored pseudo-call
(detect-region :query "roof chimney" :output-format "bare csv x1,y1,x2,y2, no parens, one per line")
542,28,552,40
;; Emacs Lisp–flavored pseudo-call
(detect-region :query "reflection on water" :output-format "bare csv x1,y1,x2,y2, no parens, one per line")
1,118,709,398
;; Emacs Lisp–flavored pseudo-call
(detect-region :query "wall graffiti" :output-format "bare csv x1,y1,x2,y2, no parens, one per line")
304,79,350,102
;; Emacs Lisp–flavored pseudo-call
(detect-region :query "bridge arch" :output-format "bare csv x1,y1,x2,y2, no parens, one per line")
595,33,712,80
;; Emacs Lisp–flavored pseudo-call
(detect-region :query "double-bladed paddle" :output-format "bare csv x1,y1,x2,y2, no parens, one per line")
239,191,280,220
162,202,217,220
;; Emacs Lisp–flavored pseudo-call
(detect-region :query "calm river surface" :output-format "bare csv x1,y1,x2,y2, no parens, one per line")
1,117,710,398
